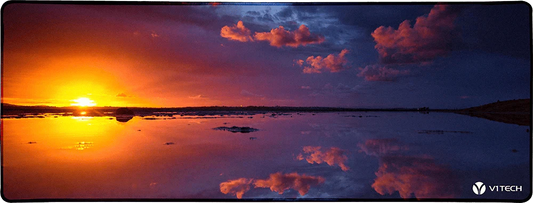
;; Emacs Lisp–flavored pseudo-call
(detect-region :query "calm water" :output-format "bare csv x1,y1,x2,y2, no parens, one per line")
2,112,530,200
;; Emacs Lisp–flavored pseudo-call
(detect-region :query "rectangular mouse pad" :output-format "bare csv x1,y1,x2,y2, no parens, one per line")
1,1,531,201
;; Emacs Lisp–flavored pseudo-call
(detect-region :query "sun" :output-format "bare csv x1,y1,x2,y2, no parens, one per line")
71,97,96,107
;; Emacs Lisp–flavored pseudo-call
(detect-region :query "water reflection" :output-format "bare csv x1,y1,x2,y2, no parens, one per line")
357,138,407,156
220,178,253,199
220,172,325,199
297,146,349,171
358,138,459,199
2,112,529,200
115,115,133,122
61,142,94,150
372,155,459,199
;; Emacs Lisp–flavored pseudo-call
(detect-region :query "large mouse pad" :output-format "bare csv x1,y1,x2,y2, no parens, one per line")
1,2,531,201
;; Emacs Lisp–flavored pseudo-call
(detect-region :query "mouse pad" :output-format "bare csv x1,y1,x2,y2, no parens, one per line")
1,1,531,201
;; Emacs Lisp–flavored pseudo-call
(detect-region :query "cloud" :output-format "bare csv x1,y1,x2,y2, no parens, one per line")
357,138,407,156
299,49,350,74
220,178,253,199
253,172,325,196
303,67,322,74
372,155,459,199
116,93,130,97
221,21,253,42
188,94,205,99
357,65,410,81
371,4,460,65
295,59,304,66
297,146,350,171
254,24,325,48
220,22,324,48
301,86,311,89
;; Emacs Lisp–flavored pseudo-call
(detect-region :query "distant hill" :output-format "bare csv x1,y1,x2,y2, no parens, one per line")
1,103,21,108
458,99,531,126
461,99,530,113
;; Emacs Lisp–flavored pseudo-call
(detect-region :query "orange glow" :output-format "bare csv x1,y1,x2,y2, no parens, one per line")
71,98,96,107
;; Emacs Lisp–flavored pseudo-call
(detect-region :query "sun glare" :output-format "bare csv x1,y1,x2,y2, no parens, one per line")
71,97,96,107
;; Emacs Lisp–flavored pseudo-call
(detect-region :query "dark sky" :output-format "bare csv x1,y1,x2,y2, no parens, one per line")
2,2,531,108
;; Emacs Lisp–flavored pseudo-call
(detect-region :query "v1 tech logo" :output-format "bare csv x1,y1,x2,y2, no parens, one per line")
472,182,486,195
472,181,523,195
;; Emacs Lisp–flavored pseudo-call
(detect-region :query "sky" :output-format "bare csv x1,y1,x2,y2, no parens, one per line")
1,2,531,108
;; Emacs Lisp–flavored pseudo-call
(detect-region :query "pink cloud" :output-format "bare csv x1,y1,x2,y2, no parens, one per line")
220,21,253,42
303,67,322,74
299,49,350,74
254,24,325,48
188,94,205,99
219,178,253,199
357,65,409,81
371,4,460,65
253,172,325,196
295,59,304,66
372,155,459,199
297,146,350,171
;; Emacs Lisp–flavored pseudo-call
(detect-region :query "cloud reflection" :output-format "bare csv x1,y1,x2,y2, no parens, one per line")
357,138,407,156
372,155,459,199
220,172,325,199
254,172,325,196
358,138,459,199
220,178,253,199
297,146,350,171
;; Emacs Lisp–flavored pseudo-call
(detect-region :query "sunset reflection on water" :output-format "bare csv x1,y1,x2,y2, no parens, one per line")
2,112,530,200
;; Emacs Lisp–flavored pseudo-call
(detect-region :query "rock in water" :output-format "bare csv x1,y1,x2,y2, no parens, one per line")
116,108,135,115
213,126,259,133
115,108,134,122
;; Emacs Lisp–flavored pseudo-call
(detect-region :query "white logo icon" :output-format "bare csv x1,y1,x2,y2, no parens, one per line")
473,182,486,195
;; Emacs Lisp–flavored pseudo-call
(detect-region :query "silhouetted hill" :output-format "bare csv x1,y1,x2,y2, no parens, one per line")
461,99,530,113
458,99,531,126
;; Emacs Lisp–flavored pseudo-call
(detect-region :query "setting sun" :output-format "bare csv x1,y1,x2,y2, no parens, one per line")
71,97,96,107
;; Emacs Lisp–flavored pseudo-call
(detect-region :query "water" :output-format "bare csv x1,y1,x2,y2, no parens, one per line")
2,112,530,200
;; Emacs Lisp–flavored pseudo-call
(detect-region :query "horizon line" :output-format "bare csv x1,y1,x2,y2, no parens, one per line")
0,102,438,109
2,98,530,110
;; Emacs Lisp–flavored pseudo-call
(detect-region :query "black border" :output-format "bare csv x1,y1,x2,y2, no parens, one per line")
0,1,531,202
